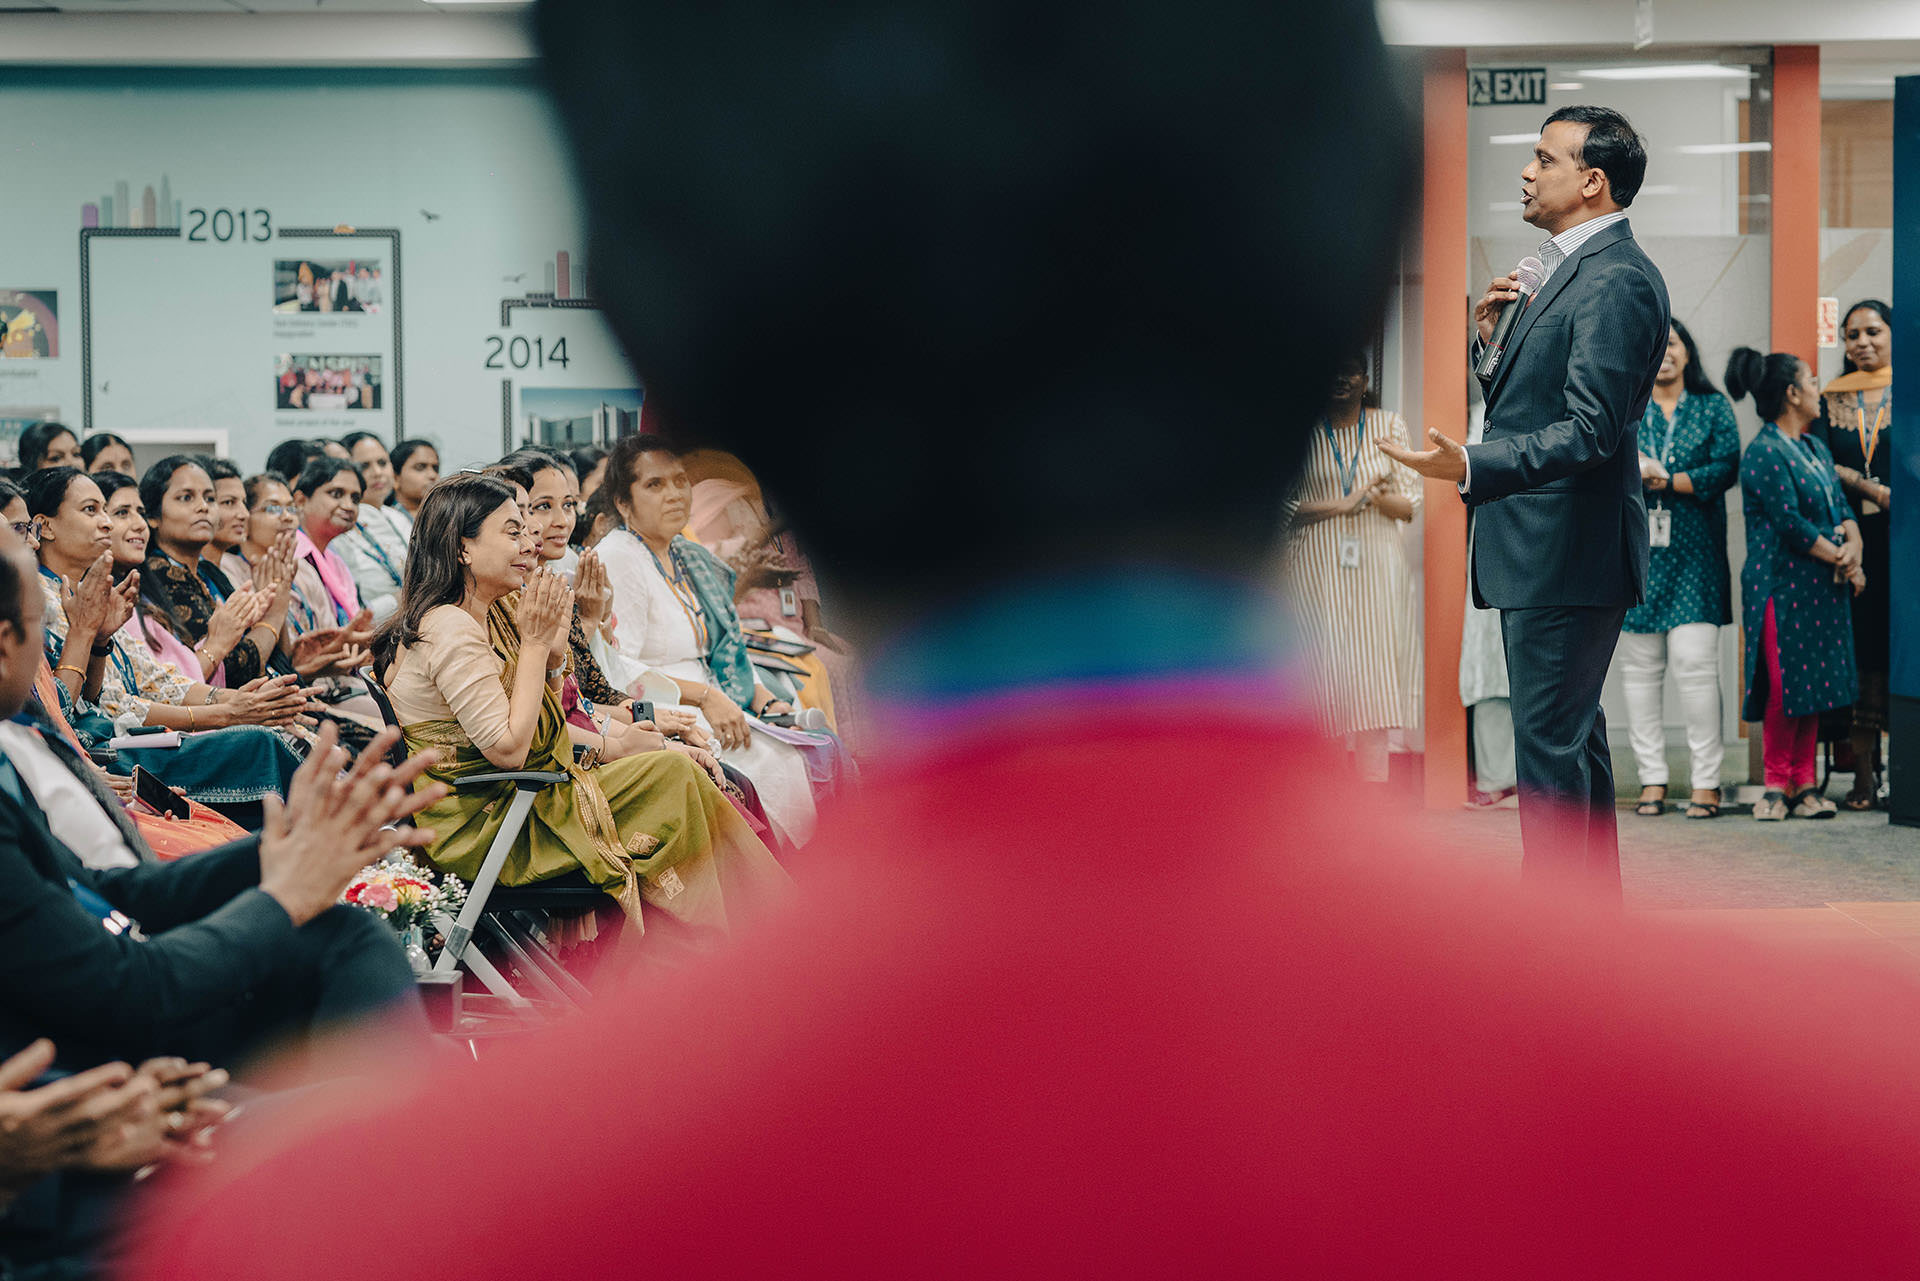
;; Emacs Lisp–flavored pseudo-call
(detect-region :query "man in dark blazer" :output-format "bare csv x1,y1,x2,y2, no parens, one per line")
1385,106,1669,895
0,525,446,1274
0,527,444,1075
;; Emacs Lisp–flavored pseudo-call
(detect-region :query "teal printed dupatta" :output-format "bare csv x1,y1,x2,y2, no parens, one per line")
670,535,758,708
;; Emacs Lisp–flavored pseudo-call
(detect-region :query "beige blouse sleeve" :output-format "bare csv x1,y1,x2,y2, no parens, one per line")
422,606,513,752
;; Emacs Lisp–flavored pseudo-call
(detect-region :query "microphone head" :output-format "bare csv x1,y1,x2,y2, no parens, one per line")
1513,256,1546,294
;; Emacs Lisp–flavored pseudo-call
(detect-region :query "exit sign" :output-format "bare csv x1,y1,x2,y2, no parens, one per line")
1470,68,1548,107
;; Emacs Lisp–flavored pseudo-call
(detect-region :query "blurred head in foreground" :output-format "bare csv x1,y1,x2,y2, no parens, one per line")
536,0,1414,616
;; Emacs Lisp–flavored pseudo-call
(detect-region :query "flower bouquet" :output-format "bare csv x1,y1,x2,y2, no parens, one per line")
342,855,469,943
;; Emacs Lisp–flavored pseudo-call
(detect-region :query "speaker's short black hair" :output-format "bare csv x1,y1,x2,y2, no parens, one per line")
536,0,1415,603
1542,105,1648,207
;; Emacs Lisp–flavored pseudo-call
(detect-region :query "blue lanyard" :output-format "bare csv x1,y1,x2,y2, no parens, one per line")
1656,397,1680,467
297,553,350,627
1780,429,1844,534
634,531,711,652
36,566,137,690
1321,410,1367,497
354,515,404,586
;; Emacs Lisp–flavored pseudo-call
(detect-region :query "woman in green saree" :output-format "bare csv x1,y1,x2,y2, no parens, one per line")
373,473,789,947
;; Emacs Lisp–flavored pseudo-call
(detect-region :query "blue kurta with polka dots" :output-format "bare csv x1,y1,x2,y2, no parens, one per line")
1738,423,1858,721
1623,391,1739,634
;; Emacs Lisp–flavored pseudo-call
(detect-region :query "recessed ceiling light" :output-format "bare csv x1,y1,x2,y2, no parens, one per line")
1488,133,1538,145
1549,81,1585,91
1576,64,1751,81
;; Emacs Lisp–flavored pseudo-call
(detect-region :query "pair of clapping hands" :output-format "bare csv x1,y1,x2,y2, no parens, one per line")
0,1041,233,1205
1638,453,1672,491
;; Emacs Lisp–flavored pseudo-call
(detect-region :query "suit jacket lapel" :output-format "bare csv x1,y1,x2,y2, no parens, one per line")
1488,219,1635,405
0,759,89,888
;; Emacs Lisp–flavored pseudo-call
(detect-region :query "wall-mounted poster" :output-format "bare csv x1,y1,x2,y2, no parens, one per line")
520,386,643,449
274,259,385,314
0,291,58,359
276,354,382,412
0,406,57,466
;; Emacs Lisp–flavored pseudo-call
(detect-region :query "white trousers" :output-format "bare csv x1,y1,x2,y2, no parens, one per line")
1616,623,1724,792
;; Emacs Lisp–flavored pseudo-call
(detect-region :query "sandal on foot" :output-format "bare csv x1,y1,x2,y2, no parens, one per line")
1789,790,1837,820
1685,801,1721,819
1753,790,1789,821
1844,785,1877,812
1635,786,1667,817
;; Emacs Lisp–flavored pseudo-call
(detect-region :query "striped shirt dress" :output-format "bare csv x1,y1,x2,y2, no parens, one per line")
1286,408,1424,737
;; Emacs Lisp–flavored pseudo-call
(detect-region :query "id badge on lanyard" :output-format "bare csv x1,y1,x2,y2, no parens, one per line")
1648,507,1672,548
1325,411,1367,570
1855,390,1889,516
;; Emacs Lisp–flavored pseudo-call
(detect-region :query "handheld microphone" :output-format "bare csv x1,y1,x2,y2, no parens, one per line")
1473,256,1546,381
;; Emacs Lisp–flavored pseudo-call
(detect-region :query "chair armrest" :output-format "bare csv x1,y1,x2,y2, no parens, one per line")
455,770,568,791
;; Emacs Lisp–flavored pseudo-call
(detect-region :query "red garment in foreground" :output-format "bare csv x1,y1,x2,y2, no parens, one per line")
131,706,1920,1276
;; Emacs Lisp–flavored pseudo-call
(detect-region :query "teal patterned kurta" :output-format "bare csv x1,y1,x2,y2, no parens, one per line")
1623,391,1739,634
1738,424,1858,722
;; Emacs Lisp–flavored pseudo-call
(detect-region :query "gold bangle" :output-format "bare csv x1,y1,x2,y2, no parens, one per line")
186,705,196,731
55,664,85,682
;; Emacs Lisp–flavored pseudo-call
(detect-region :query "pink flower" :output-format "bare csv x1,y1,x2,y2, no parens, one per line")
361,882,400,913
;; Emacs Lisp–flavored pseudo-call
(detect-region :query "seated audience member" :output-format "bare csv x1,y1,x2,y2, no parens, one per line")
221,472,299,591
80,432,135,477
29,468,306,803
201,456,251,569
571,445,610,503
0,496,439,1070
262,439,324,488
596,434,824,846
508,450,773,835
333,432,413,622
571,479,620,550
137,457,284,686
15,421,80,476
374,473,788,942
0,478,247,861
218,473,364,678
387,439,438,530
498,453,733,781
686,465,856,740
0,682,436,1270
0,1037,229,1277
287,458,372,645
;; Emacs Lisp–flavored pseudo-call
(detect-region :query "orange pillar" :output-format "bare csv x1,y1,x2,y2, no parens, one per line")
1422,50,1470,809
1771,46,1820,363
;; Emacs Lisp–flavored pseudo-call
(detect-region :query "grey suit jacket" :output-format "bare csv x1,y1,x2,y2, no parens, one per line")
1464,219,1670,610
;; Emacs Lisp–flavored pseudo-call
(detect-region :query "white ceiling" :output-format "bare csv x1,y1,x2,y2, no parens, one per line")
1381,0,1920,49
0,8,534,62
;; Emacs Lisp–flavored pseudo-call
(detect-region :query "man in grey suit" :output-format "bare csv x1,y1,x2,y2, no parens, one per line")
1384,106,1670,897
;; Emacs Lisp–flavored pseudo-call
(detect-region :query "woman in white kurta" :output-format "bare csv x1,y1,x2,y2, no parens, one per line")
594,439,818,847
1285,356,1423,782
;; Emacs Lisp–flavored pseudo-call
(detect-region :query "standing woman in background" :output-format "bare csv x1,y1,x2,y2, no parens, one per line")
1618,319,1740,820
1286,352,1422,785
1821,300,1893,809
1727,348,1863,822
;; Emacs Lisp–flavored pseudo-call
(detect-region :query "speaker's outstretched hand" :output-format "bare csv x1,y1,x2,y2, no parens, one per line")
1379,427,1468,485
